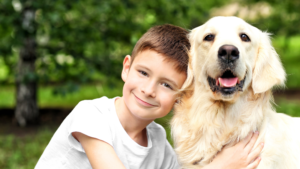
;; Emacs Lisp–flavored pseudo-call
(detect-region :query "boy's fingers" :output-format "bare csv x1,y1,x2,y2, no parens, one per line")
247,157,261,169
245,131,259,153
240,132,253,148
247,142,264,164
223,141,236,149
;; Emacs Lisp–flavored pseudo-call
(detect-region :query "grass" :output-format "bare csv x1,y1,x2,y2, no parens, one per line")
0,127,55,169
0,84,123,109
38,84,122,108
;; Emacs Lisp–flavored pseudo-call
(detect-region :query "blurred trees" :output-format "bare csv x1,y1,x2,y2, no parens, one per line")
239,0,300,88
241,0,300,37
1,0,299,126
15,1,38,126
0,0,226,126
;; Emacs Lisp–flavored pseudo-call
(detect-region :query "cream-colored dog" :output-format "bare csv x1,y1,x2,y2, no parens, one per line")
171,16,300,169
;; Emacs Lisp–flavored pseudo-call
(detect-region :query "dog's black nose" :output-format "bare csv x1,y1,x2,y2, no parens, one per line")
218,45,239,63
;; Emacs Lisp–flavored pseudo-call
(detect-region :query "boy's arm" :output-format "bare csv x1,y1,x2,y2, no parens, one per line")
72,132,126,169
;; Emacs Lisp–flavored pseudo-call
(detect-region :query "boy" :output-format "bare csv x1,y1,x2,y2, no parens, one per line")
36,24,262,169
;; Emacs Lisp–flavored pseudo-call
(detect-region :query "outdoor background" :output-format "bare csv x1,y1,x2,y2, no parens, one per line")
0,0,300,168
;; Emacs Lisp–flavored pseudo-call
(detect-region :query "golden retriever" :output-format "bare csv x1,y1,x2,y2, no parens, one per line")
171,16,300,169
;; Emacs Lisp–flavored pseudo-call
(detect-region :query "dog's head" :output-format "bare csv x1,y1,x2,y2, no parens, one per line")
186,16,286,101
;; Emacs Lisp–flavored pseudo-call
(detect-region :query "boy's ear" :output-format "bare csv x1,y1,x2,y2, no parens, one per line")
121,55,131,82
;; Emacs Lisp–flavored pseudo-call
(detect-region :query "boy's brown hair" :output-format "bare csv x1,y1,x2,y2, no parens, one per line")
131,24,190,73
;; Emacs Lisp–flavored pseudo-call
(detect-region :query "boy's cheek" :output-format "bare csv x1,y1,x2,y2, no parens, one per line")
126,76,145,89
160,90,178,103
159,94,176,108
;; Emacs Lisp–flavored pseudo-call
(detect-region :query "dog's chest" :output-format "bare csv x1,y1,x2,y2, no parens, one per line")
256,114,300,169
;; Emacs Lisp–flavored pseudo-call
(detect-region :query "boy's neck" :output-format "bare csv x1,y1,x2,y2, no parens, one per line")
115,97,152,147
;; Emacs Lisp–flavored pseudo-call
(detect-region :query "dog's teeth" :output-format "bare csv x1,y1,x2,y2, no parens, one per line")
218,78,223,87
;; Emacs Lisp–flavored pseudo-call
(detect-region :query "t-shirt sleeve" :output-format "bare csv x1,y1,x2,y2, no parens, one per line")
67,100,113,152
161,140,180,169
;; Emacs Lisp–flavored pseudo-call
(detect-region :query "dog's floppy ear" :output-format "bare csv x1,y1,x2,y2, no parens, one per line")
180,27,202,91
189,27,200,49
181,57,194,90
188,26,202,58
252,32,286,94
180,26,203,89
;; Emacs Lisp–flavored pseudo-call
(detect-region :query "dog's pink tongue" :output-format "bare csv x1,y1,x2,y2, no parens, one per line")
219,77,238,87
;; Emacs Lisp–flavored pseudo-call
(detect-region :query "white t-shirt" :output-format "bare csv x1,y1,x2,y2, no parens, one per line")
35,97,179,169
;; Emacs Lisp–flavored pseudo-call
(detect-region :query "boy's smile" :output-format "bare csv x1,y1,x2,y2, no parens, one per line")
133,94,157,107
120,49,187,121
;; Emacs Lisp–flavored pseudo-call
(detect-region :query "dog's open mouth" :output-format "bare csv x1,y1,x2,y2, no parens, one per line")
207,70,246,95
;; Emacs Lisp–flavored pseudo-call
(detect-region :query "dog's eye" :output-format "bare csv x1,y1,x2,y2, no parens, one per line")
240,34,250,42
204,34,215,41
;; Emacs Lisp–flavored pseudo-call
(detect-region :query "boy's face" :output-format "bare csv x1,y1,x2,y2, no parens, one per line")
121,49,187,121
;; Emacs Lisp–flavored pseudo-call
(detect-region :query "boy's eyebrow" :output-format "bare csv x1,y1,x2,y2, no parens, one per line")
139,65,151,72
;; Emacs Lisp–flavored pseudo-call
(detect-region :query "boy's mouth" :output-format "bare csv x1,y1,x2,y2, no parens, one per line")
134,94,156,107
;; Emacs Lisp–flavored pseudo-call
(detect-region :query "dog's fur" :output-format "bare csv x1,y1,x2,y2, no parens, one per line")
171,16,300,169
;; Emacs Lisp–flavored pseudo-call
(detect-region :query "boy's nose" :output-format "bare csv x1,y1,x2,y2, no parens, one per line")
141,82,156,98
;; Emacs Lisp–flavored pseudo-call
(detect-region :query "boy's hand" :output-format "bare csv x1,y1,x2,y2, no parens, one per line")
204,131,263,169
72,132,126,169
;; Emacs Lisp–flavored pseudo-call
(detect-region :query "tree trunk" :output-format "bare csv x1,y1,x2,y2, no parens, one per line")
15,7,38,127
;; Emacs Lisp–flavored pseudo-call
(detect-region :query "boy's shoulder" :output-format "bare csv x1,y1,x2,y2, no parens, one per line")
147,122,179,168
68,96,117,123
148,121,165,131
77,96,110,105
147,121,168,140
74,96,115,113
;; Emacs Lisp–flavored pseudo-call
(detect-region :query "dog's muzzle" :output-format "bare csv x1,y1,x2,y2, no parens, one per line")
208,45,245,95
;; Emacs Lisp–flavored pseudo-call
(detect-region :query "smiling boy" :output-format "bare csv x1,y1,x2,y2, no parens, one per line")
36,24,262,169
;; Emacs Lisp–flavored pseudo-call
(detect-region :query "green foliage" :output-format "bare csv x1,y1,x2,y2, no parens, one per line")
1,0,300,90
0,85,15,108
272,36,300,88
240,0,300,37
0,57,9,81
0,0,226,91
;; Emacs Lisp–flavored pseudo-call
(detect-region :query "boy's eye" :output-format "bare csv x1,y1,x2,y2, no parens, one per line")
162,83,173,90
139,70,148,76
